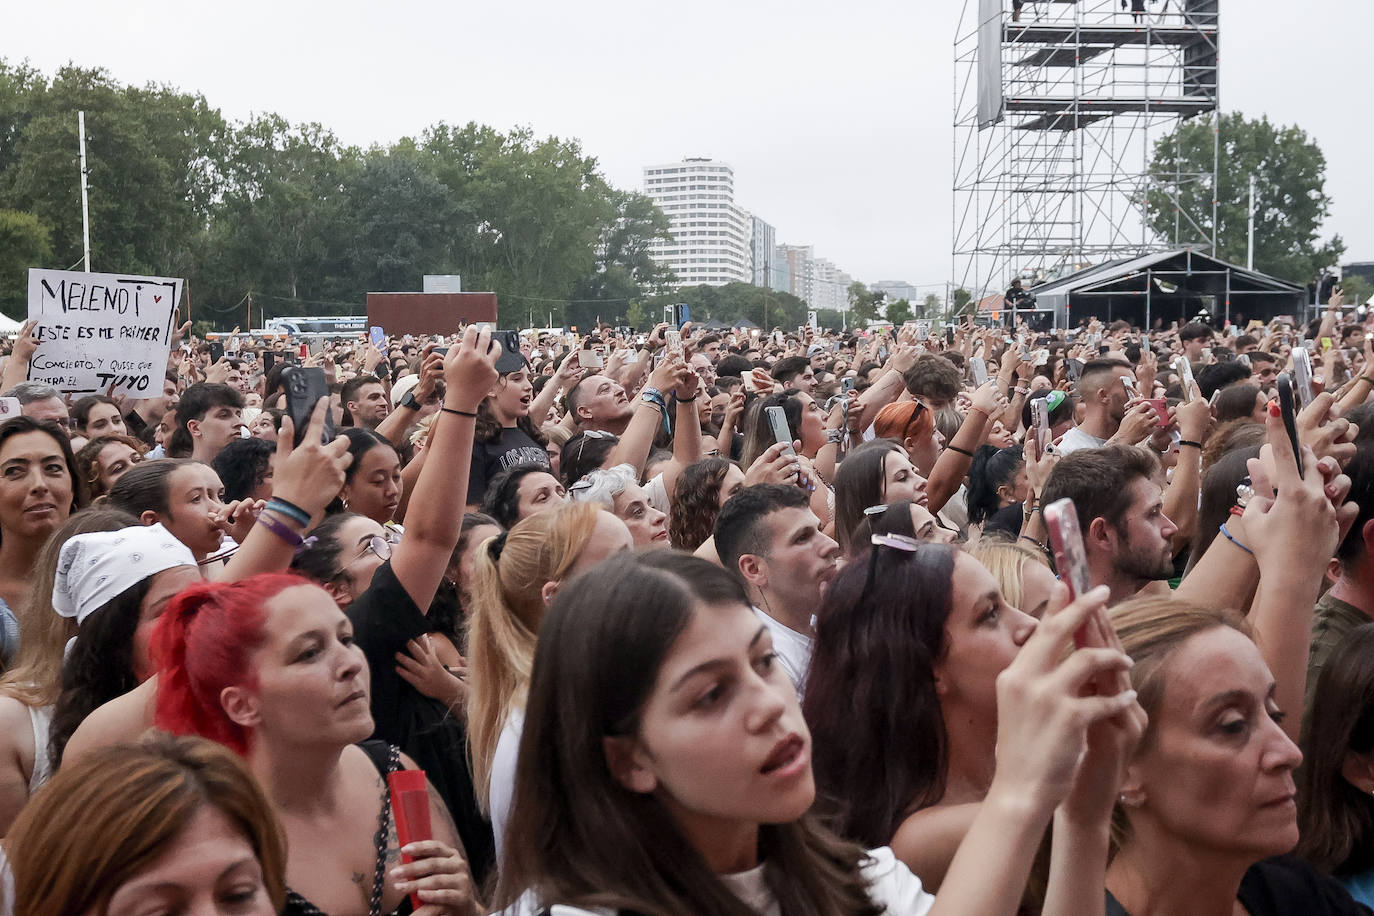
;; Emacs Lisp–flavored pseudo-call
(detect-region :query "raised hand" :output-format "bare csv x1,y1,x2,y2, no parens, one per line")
441,326,501,410
990,584,1141,816
271,398,354,521
744,442,804,487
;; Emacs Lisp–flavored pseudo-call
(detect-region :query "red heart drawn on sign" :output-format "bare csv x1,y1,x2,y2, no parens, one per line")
154,295,163,304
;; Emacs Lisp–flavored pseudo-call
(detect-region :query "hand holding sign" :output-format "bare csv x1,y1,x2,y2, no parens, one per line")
26,268,181,398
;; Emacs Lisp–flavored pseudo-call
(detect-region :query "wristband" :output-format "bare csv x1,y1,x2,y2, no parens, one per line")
826,428,846,446
440,406,478,418
946,444,975,458
1219,523,1254,557
257,514,318,555
1179,439,1203,450
265,497,311,527
676,393,698,403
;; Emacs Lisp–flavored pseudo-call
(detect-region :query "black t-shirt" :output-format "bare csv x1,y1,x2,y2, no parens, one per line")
467,426,550,504
346,561,496,886
1106,857,1373,916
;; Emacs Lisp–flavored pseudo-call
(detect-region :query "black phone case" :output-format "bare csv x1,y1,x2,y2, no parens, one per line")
282,366,335,447
1277,374,1303,476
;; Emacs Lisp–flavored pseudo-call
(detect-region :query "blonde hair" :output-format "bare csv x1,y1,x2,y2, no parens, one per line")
1107,595,1249,848
408,412,437,447
466,501,602,810
962,537,1050,612
8,733,286,915
0,507,137,709
541,423,572,449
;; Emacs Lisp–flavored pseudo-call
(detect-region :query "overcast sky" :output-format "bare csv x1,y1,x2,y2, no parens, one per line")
7,0,1369,292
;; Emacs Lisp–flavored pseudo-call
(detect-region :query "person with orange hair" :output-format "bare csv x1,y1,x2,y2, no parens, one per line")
153,573,479,916
871,379,1009,523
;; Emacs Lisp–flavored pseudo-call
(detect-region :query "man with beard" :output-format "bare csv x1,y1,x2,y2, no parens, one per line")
1039,445,1178,605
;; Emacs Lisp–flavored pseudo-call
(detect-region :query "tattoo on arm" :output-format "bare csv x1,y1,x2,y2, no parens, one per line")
426,778,468,860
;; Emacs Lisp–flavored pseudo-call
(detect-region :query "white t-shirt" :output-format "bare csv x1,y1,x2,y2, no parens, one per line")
489,708,525,864
752,607,813,698
1055,425,1107,455
498,846,935,915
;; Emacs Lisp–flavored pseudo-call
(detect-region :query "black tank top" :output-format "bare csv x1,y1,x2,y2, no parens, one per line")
281,740,414,916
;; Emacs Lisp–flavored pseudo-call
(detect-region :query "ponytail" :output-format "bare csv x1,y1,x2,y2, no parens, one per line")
152,573,305,756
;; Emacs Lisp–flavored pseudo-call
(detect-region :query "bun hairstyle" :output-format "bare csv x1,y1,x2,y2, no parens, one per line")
966,445,1025,526
152,573,308,756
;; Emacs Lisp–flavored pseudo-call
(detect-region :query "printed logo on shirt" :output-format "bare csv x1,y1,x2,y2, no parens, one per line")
499,447,551,471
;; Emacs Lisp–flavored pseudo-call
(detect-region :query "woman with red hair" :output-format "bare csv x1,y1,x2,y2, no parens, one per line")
872,381,1008,520
153,572,479,916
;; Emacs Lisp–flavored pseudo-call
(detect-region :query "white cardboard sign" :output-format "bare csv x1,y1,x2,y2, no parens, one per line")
26,268,182,397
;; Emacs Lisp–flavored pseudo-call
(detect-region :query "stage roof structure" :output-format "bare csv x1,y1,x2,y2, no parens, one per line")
1029,248,1303,328
953,0,1220,309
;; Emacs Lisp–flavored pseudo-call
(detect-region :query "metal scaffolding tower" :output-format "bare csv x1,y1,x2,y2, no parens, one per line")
952,0,1219,309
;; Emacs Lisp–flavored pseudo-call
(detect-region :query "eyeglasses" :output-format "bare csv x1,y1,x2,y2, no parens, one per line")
861,532,921,603
332,535,392,580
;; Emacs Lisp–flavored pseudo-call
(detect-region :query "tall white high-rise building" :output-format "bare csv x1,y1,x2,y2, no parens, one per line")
642,158,750,286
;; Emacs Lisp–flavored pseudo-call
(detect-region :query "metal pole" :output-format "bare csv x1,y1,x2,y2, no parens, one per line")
1210,115,1220,257
77,111,91,272
1246,174,1255,271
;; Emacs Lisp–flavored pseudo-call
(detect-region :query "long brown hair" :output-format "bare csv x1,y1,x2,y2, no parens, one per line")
7,733,287,915
668,456,734,551
1298,622,1374,875
495,551,882,916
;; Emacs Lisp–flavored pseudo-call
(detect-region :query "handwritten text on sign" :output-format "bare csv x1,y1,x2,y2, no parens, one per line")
26,269,182,397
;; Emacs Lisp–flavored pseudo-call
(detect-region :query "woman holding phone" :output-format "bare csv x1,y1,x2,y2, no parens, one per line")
494,550,1140,915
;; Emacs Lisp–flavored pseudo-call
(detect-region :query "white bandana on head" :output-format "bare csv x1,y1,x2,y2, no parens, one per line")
53,523,198,627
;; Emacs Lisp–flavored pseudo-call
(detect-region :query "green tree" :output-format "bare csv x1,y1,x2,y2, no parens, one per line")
644,283,809,331
418,123,613,327
346,148,459,294
0,209,51,317
1146,112,1343,284
571,190,677,305
952,287,973,315
0,64,227,279
204,115,360,315
885,298,913,325
921,293,941,317
847,281,884,326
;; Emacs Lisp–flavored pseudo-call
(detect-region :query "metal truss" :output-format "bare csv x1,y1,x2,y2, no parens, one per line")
952,0,1219,306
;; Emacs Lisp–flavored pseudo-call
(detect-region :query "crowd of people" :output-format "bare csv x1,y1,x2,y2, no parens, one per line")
2,297,1374,914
